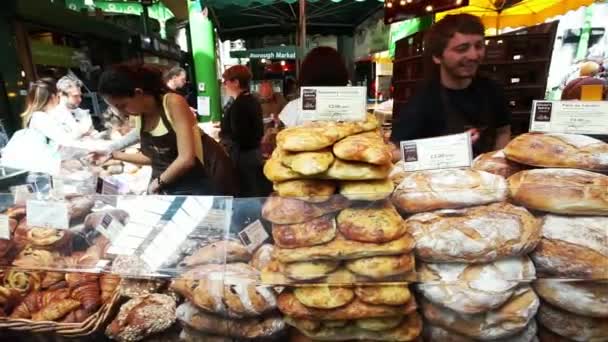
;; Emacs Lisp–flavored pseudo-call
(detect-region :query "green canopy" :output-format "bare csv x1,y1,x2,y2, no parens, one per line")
230,45,299,59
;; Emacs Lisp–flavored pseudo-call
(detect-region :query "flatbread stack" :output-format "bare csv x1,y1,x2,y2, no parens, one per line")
502,132,608,342
279,285,422,341
261,115,416,285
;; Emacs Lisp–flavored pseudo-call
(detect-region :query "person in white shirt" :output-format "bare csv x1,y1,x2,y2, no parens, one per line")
50,76,93,137
278,47,350,127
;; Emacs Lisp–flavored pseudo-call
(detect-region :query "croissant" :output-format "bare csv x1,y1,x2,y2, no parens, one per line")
3,270,42,293
0,286,22,313
41,272,66,289
13,247,58,268
71,282,101,312
31,298,81,321
60,308,91,323
100,274,120,303
66,272,99,289
11,288,71,319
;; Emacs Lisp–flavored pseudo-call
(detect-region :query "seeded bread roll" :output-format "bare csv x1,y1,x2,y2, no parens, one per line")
392,169,508,214
530,215,608,279
507,169,608,216
407,202,540,263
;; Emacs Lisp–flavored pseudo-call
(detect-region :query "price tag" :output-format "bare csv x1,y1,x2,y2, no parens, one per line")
400,133,473,172
529,100,608,135
26,200,69,229
299,86,366,122
11,185,33,206
95,213,125,240
0,215,10,240
238,220,269,253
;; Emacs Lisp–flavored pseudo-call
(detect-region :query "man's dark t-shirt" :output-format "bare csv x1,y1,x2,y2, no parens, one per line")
391,77,511,155
220,92,264,151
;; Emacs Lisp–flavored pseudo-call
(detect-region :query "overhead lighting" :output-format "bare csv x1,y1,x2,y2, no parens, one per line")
387,2,393,8
425,5,433,11
400,0,406,5
456,0,463,4
407,0,413,3
261,59,267,63
280,60,286,66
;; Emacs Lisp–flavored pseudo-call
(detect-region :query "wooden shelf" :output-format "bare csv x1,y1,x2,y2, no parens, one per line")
482,58,551,65
394,79,423,84
394,55,423,63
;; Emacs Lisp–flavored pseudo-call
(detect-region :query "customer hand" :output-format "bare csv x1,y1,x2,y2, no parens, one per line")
147,178,160,194
466,128,481,145
87,150,112,165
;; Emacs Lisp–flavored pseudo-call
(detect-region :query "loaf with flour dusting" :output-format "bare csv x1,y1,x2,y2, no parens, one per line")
472,150,524,178
530,215,608,279
417,256,536,314
534,280,608,318
504,132,608,171
508,169,608,216
420,287,539,340
407,202,540,263
392,169,508,213
424,320,538,342
537,302,608,342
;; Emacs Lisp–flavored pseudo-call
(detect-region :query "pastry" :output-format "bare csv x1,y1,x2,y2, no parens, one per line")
354,285,412,306
284,260,341,280
392,169,508,213
507,168,608,215
537,302,608,342
277,290,417,320
71,281,101,312
278,148,335,176
293,286,354,309
4,270,42,293
11,288,71,319
272,215,337,249
324,159,391,180
176,301,285,339
31,298,81,321
344,254,414,279
250,244,274,271
273,179,337,203
100,274,120,303
26,227,71,249
333,131,392,165
407,202,540,263
41,271,66,289
0,286,21,313
285,313,422,341
60,308,91,323
262,194,350,225
337,201,405,243
534,280,608,318
277,126,342,152
65,272,99,289
106,294,176,342
504,132,608,171
264,156,308,182
12,247,58,268
179,240,250,268
530,214,608,279
424,320,538,342
421,287,539,340
472,150,524,178
66,195,95,222
274,232,415,263
339,179,395,201
118,278,164,299
417,256,536,314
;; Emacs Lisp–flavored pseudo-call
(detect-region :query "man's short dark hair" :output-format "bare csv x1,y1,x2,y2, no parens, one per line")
300,47,349,87
425,14,485,59
163,66,186,83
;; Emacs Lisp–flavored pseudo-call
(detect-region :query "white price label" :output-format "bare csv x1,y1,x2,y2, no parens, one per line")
238,220,269,253
12,185,33,206
95,213,125,240
300,86,366,122
400,133,473,172
0,215,10,240
530,100,608,135
26,200,69,230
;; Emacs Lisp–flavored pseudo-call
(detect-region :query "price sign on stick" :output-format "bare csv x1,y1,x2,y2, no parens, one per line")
300,87,367,122
400,133,473,172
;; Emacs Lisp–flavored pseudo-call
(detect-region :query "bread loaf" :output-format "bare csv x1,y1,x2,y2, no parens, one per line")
534,280,608,318
537,325,572,342
472,150,524,178
507,169,608,215
106,294,176,342
293,286,355,309
344,254,415,279
277,148,335,176
176,302,285,339
285,313,422,341
424,320,538,342
272,214,337,248
504,132,608,171
337,201,406,243
273,179,337,203
339,179,395,201
250,244,274,271
530,215,608,279
264,156,307,182
179,240,250,268
537,302,608,342
417,256,536,314
421,287,539,340
407,202,540,263
274,232,415,263
332,131,392,165
392,169,508,213
324,159,391,181
262,195,350,225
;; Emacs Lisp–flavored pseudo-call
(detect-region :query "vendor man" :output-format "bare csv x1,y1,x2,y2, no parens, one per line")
391,14,511,157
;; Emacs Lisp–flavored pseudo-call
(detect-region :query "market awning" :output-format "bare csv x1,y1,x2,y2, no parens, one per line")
437,0,595,30
230,45,299,59
204,0,384,40
160,0,188,21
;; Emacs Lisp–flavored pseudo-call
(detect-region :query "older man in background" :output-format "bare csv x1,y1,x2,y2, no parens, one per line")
50,76,94,137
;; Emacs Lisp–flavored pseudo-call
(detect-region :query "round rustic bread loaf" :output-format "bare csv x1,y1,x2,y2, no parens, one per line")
472,150,525,178
534,280,608,318
537,302,608,342
424,320,538,342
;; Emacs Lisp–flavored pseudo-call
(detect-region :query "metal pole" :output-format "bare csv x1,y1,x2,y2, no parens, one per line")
142,4,150,36
297,0,306,79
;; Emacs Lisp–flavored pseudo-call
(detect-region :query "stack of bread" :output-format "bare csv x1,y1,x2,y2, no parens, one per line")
279,284,422,341
499,132,608,342
171,240,285,341
262,114,416,284
390,164,541,340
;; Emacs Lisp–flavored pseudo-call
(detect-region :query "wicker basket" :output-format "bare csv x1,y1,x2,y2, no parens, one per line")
0,290,120,337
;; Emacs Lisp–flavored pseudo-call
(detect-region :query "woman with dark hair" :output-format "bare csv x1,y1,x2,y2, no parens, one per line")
279,46,349,127
97,64,236,195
